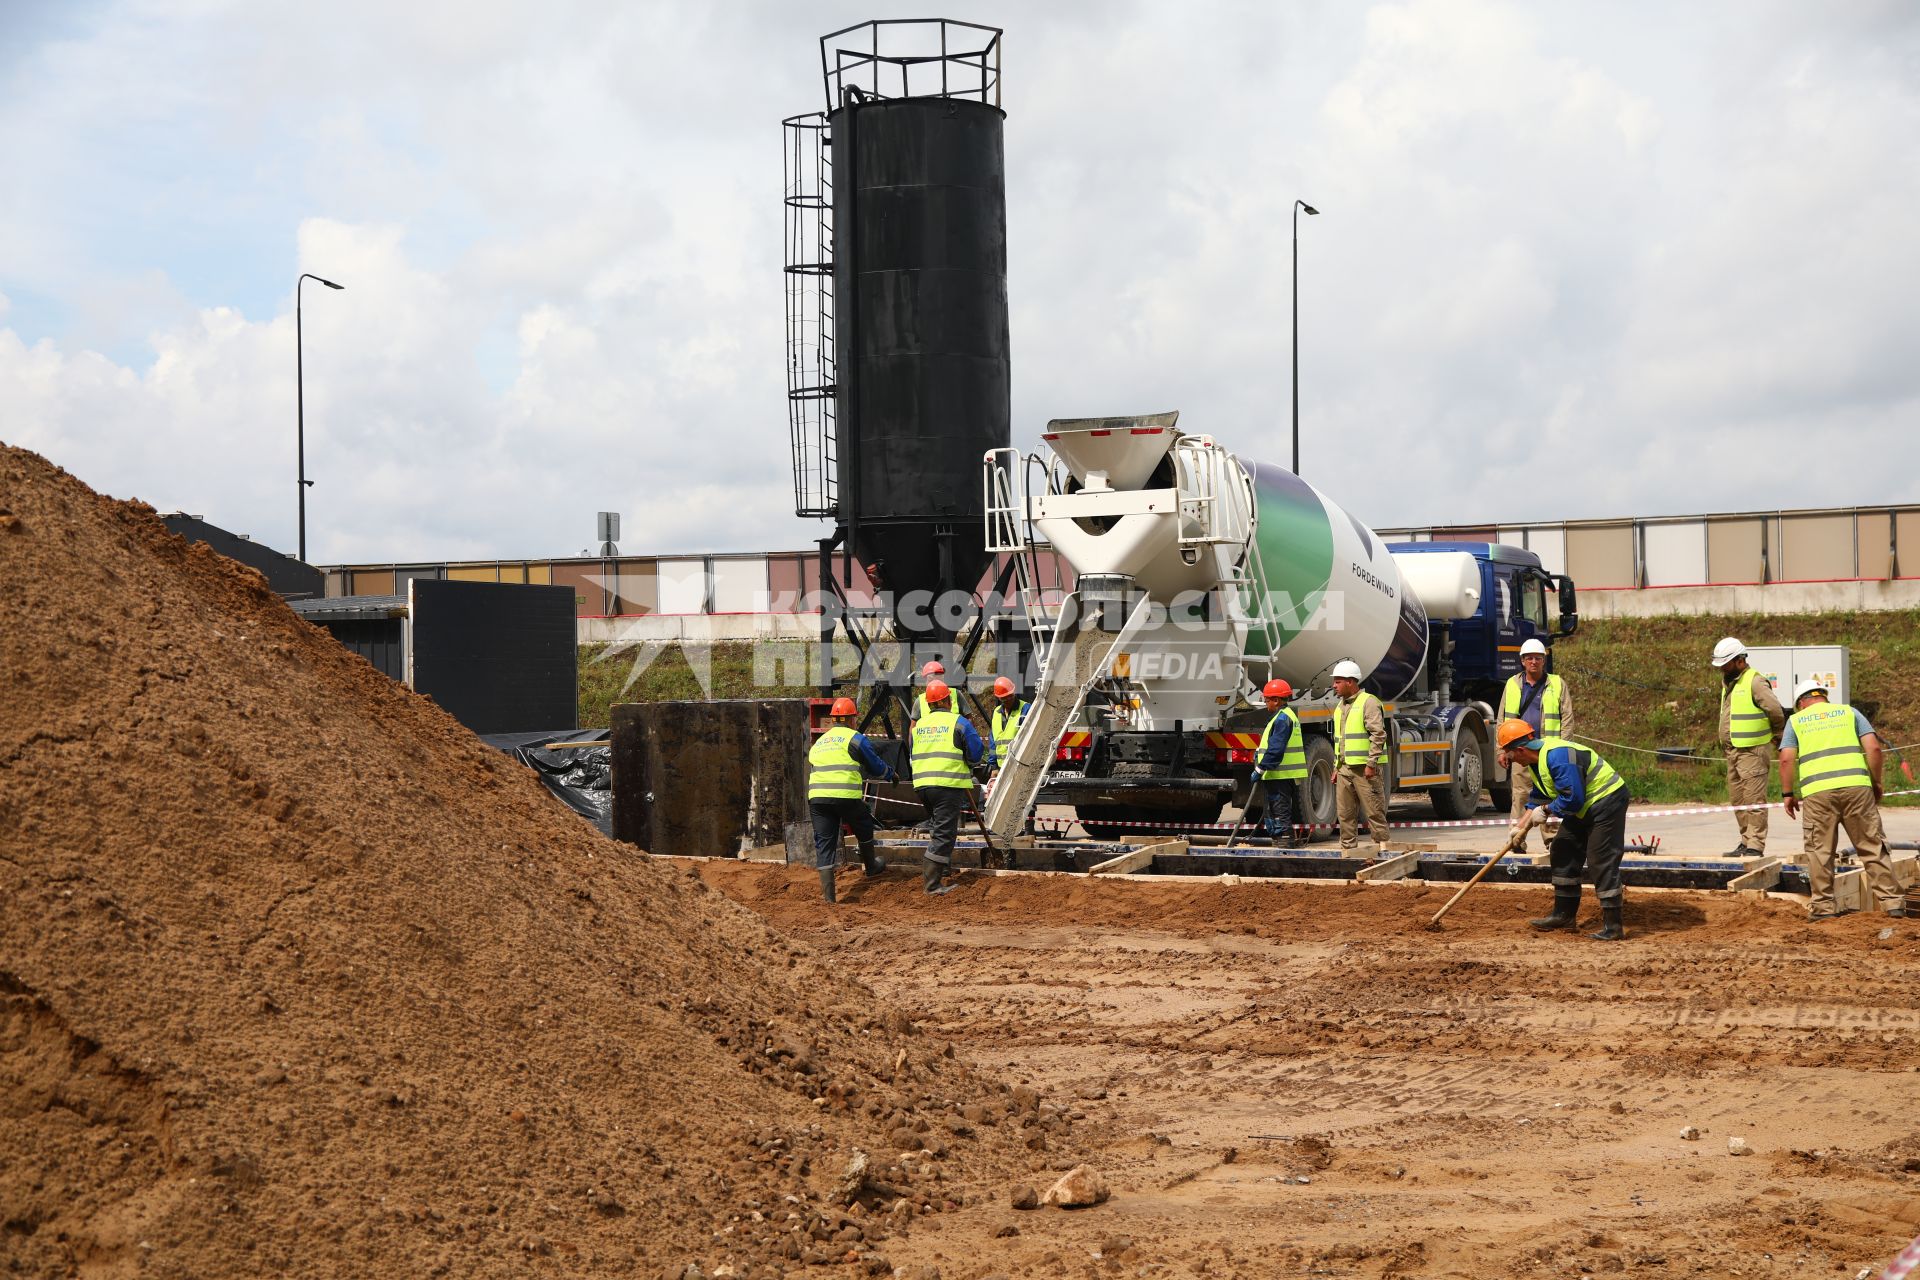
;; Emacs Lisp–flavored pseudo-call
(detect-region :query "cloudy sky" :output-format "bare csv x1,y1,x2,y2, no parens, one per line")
3,0,1916,565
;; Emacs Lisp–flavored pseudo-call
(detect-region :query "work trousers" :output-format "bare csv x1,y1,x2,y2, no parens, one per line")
1548,788,1629,904
809,798,876,869
916,787,966,867
1335,764,1389,851
1726,745,1773,852
1259,782,1305,852
1800,786,1905,916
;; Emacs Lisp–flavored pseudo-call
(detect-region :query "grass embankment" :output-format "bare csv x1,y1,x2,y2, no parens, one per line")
580,612,1920,805
1556,611,1920,805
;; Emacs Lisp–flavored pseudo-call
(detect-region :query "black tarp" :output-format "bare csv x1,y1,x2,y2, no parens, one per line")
482,729,612,835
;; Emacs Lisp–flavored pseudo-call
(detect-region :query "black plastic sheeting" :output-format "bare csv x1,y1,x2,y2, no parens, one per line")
482,729,612,835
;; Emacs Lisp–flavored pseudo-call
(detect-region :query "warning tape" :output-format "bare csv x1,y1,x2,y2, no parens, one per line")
868,776,1920,835
1882,1233,1920,1280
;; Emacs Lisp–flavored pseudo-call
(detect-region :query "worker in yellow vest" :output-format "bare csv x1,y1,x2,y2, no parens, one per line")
1330,659,1390,853
1497,718,1630,941
910,679,986,895
988,675,1026,773
1253,678,1308,847
1711,637,1785,855
1499,638,1572,852
807,696,897,903
1779,679,1906,920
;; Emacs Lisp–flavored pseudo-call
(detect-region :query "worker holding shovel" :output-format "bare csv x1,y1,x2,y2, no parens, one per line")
1496,719,1631,941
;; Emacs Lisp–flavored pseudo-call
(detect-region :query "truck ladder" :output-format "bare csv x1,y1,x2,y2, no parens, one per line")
983,592,1152,843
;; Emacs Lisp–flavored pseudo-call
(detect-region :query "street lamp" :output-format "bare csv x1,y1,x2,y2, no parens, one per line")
296,272,345,563
1292,199,1318,477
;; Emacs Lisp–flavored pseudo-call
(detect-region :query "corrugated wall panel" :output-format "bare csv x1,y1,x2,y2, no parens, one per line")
1565,525,1635,589
351,569,397,596
766,555,806,609
1780,514,1854,581
1857,513,1892,580
527,562,552,585
711,557,769,613
549,562,602,617
1642,521,1707,587
499,564,527,584
1706,518,1764,584
446,566,499,583
612,559,658,615
1897,511,1920,578
656,559,706,614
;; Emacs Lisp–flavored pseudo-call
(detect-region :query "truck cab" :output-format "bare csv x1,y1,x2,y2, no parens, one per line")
1388,541,1577,700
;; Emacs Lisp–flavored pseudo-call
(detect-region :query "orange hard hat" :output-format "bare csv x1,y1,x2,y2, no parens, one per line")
1495,718,1537,750
920,659,945,677
924,679,950,704
1263,678,1292,699
993,676,1016,697
829,696,857,717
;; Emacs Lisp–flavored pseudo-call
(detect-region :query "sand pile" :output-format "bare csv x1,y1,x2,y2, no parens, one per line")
0,444,1065,1279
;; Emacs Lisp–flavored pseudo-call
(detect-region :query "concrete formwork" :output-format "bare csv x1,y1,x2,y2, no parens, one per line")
611,699,809,857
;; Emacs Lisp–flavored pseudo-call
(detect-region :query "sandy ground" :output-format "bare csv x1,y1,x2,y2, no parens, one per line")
700,860,1920,1279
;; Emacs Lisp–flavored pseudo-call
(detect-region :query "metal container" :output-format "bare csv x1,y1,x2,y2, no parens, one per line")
1239,460,1429,700
832,94,1010,600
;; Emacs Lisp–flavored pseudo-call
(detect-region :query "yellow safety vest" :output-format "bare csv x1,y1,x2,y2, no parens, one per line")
1502,673,1565,736
1334,691,1381,767
1257,707,1308,781
911,710,973,789
1526,736,1626,818
1787,702,1874,798
991,701,1025,761
1723,670,1773,750
807,726,865,803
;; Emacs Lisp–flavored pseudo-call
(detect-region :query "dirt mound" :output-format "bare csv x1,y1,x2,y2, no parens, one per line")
0,444,1058,1279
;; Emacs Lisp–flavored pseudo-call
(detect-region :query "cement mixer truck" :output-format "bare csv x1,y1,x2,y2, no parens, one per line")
979,413,1578,842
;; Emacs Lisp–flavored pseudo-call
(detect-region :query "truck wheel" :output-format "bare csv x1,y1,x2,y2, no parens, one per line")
1429,720,1487,820
1301,737,1338,836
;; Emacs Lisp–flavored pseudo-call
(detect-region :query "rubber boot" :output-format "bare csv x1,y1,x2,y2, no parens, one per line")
817,864,837,904
1529,889,1580,931
859,840,887,877
1590,902,1625,941
923,858,953,896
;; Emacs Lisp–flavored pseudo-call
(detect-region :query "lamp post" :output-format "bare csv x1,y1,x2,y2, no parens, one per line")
296,272,345,563
1291,199,1318,477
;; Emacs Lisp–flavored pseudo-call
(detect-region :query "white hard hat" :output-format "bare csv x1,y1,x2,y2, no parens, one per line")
1710,637,1746,668
1331,659,1364,681
1791,677,1829,703
1519,638,1548,657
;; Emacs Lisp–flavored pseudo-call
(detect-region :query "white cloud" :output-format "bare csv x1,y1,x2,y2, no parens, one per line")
1,0,1917,567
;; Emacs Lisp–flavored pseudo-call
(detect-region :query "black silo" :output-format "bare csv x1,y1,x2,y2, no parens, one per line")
831,94,1010,602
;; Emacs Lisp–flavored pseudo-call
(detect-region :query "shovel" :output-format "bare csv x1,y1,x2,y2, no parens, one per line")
1225,780,1266,851
1425,826,1529,931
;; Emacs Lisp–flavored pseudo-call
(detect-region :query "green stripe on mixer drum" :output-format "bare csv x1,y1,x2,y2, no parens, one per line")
1241,460,1335,657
